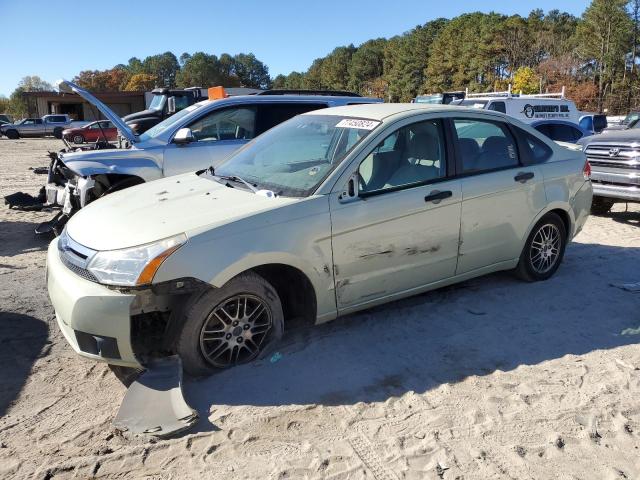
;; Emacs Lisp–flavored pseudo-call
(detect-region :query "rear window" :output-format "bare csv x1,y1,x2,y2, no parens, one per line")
47,115,66,123
593,115,607,132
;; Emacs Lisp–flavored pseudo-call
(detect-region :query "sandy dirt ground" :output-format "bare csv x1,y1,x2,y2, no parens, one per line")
1,137,639,479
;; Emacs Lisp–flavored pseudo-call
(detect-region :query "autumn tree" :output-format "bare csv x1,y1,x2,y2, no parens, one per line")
125,73,157,91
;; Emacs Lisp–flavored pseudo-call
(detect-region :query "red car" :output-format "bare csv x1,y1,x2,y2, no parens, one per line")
62,120,118,144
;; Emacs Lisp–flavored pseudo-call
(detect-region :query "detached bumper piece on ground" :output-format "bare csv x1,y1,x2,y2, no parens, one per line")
113,356,199,438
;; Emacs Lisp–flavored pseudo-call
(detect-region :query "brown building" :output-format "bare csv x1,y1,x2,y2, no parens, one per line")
23,91,146,121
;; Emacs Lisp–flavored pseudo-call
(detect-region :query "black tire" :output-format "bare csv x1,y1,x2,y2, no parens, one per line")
591,196,614,215
6,129,18,139
72,134,85,144
175,271,284,376
515,212,567,282
53,128,63,139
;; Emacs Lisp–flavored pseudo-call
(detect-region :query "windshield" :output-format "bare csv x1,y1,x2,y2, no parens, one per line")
624,112,640,125
138,103,204,141
414,94,443,104
214,115,380,197
148,95,166,111
457,99,489,109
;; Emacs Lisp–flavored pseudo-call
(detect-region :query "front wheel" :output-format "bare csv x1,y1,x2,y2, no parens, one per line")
515,213,567,282
72,134,85,144
175,272,284,376
6,130,19,139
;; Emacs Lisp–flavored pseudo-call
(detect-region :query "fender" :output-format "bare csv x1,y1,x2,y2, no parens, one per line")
63,157,163,182
216,252,336,323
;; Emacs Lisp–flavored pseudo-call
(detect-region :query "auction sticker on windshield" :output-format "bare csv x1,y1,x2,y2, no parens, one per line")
335,119,380,130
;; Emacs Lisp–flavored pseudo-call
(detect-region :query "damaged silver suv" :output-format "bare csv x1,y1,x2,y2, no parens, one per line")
37,81,380,234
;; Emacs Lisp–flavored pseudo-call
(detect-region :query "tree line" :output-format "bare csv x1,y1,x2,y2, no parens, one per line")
2,0,640,117
275,0,640,114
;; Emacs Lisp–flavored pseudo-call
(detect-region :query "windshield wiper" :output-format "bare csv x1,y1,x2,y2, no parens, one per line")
205,167,259,193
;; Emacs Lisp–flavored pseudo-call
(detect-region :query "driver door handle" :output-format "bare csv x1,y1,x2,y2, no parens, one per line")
424,190,452,203
514,171,534,183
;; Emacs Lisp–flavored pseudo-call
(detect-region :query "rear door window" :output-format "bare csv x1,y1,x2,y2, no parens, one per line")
453,119,519,173
188,106,256,142
256,103,328,135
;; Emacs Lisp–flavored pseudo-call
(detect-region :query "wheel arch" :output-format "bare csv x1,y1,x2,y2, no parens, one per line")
523,204,574,250
162,251,327,328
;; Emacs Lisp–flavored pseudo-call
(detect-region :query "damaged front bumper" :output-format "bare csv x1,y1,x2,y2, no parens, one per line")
47,238,209,368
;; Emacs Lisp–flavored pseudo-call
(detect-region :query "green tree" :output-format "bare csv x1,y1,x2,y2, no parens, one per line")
576,0,632,111
424,13,504,93
348,38,386,94
232,53,271,89
319,45,357,91
384,19,448,101
142,52,180,87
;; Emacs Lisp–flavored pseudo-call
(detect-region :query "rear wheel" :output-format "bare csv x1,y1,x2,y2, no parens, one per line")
515,213,567,282
591,196,614,215
175,272,284,376
72,134,85,144
53,128,63,139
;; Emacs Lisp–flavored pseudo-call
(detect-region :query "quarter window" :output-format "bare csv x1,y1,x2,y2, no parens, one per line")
516,128,553,163
453,119,519,173
188,107,256,142
358,119,446,194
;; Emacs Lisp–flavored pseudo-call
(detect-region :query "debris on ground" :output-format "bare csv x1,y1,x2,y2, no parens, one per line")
113,356,198,438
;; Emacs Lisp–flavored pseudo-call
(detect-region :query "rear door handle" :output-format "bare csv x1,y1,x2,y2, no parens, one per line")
514,172,535,183
424,190,452,203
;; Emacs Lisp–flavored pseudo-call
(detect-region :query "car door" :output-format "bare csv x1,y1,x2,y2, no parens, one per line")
330,117,462,310
23,119,44,136
163,105,257,177
452,117,547,274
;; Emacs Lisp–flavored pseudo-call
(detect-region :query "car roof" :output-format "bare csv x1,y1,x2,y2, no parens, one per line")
200,94,378,108
302,103,506,121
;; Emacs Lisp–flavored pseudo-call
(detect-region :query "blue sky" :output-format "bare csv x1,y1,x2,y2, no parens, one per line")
0,0,590,96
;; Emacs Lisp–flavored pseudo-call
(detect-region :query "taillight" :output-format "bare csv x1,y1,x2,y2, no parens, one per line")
583,160,591,180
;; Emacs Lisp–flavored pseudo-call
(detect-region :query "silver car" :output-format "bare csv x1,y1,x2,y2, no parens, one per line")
47,103,593,375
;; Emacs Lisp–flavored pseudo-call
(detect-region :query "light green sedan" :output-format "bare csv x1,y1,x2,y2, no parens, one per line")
47,103,593,375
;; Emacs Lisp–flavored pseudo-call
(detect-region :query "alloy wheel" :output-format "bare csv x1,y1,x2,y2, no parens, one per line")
530,223,561,274
199,294,272,368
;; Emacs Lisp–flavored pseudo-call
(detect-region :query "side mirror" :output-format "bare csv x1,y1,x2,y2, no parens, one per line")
339,171,360,203
167,96,176,114
173,128,195,145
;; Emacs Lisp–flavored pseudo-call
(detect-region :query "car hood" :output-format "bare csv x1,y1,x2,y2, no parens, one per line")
579,128,640,146
56,79,137,144
66,172,298,251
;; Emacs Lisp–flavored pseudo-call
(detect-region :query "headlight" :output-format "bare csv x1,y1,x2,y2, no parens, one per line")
87,233,187,286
